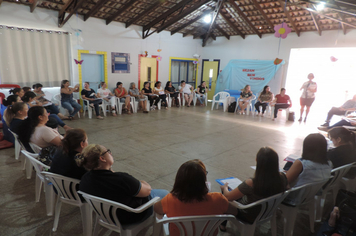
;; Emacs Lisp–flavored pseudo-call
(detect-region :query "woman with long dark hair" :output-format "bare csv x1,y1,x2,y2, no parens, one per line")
50,128,88,180
9,88,24,98
154,81,168,109
165,81,179,107
220,147,287,228
81,81,104,119
1,95,22,143
142,81,160,110
154,159,236,236
18,106,63,149
254,85,273,116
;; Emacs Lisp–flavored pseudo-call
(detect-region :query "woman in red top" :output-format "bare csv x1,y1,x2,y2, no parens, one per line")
154,160,237,236
114,82,131,114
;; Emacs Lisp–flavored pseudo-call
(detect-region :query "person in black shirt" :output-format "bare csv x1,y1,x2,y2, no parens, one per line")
78,144,168,225
81,82,104,119
196,81,207,106
165,81,179,107
141,82,160,110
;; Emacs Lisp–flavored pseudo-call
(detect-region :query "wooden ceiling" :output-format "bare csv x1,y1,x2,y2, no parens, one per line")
2,0,356,46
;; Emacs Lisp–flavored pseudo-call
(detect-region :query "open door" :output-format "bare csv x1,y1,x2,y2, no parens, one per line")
202,60,219,100
139,57,158,90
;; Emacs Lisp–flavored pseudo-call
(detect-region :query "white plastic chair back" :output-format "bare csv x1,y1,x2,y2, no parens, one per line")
78,191,160,236
21,150,55,215
29,142,42,154
167,93,181,107
8,129,24,161
156,215,237,236
42,172,92,235
214,92,230,101
211,92,230,112
231,191,288,236
116,97,124,114
341,162,356,192
83,99,105,118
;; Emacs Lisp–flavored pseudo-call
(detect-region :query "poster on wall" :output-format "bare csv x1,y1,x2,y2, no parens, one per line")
111,52,130,73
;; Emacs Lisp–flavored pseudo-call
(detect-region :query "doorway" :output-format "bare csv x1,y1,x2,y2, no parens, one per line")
139,56,158,90
201,60,220,100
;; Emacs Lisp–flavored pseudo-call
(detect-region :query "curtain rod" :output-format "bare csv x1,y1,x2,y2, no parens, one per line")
0,24,71,35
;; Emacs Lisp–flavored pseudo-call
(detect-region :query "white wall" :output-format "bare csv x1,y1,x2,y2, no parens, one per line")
1,1,356,93
202,29,356,94
0,2,203,90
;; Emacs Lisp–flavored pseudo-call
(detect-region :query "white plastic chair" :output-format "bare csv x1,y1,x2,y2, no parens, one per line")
230,191,289,236
341,162,356,192
314,163,354,222
21,150,55,216
211,92,230,112
270,106,290,120
144,95,161,111
78,191,160,236
42,172,92,235
29,142,42,153
130,97,138,113
194,89,208,107
155,214,237,236
82,99,106,118
180,91,195,107
279,179,331,236
53,94,81,118
235,94,257,115
8,129,29,172
167,93,181,107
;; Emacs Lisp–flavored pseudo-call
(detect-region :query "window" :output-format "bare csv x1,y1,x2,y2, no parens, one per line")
170,59,196,87
111,52,130,73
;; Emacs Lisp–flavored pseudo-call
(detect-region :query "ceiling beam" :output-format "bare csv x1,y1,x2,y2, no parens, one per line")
171,10,212,35
157,0,211,33
215,24,230,39
202,0,224,46
228,0,261,38
301,0,356,17
183,28,197,37
277,0,300,36
0,0,2,6
125,1,161,28
106,0,140,25
30,0,39,12
58,0,74,19
293,2,356,29
84,0,107,21
219,9,245,39
308,4,321,36
58,0,86,28
143,0,193,32
251,0,274,30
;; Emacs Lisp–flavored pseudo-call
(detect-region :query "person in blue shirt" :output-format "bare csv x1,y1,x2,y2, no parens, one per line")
1,95,22,143
321,95,356,127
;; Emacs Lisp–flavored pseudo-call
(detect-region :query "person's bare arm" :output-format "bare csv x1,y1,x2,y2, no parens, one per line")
136,180,152,197
61,88,73,95
73,84,80,92
50,136,62,147
154,200,165,215
179,86,184,93
220,178,252,201
285,159,303,184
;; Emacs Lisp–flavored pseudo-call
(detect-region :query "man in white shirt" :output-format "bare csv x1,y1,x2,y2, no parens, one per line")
179,81,193,107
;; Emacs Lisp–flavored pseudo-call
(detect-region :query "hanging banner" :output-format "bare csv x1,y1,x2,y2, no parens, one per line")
215,59,285,95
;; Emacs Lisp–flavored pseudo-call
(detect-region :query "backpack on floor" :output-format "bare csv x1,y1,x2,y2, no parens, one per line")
228,102,236,113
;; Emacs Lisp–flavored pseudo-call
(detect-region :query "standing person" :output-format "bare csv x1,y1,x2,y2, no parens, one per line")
81,82,104,119
320,95,356,127
154,81,168,109
129,82,148,113
97,82,116,116
165,81,179,107
142,82,160,110
114,82,131,114
60,80,81,119
254,85,274,117
271,88,292,121
179,81,193,107
196,81,208,106
299,73,317,122
238,85,253,115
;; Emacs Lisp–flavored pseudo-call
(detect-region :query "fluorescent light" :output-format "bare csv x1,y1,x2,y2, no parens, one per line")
204,15,212,23
316,2,325,10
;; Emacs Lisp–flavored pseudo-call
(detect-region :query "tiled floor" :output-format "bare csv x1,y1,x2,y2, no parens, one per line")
0,105,332,236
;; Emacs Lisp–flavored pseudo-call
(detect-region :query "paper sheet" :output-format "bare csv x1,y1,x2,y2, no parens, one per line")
220,178,242,190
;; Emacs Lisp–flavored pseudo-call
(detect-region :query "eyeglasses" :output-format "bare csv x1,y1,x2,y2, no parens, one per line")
101,149,111,156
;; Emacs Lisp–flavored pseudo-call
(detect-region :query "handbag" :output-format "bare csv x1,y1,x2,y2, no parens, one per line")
37,145,57,166
335,189,356,231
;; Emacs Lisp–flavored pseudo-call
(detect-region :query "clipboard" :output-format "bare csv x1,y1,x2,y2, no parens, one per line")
216,177,242,191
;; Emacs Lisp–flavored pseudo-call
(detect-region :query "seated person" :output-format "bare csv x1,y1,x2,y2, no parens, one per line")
32,83,69,120
165,81,179,107
321,95,356,127
22,91,71,131
114,82,131,114
9,88,25,99
97,82,116,116
1,95,22,143
154,159,237,236
327,127,356,169
50,128,88,180
254,85,273,116
179,81,193,107
284,133,331,204
196,81,207,106
154,81,168,109
22,87,31,93
60,80,81,119
81,82,104,119
129,82,148,113
271,88,292,121
220,147,287,228
18,106,63,149
141,82,160,110
238,85,253,115
78,144,168,225
5,102,28,137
